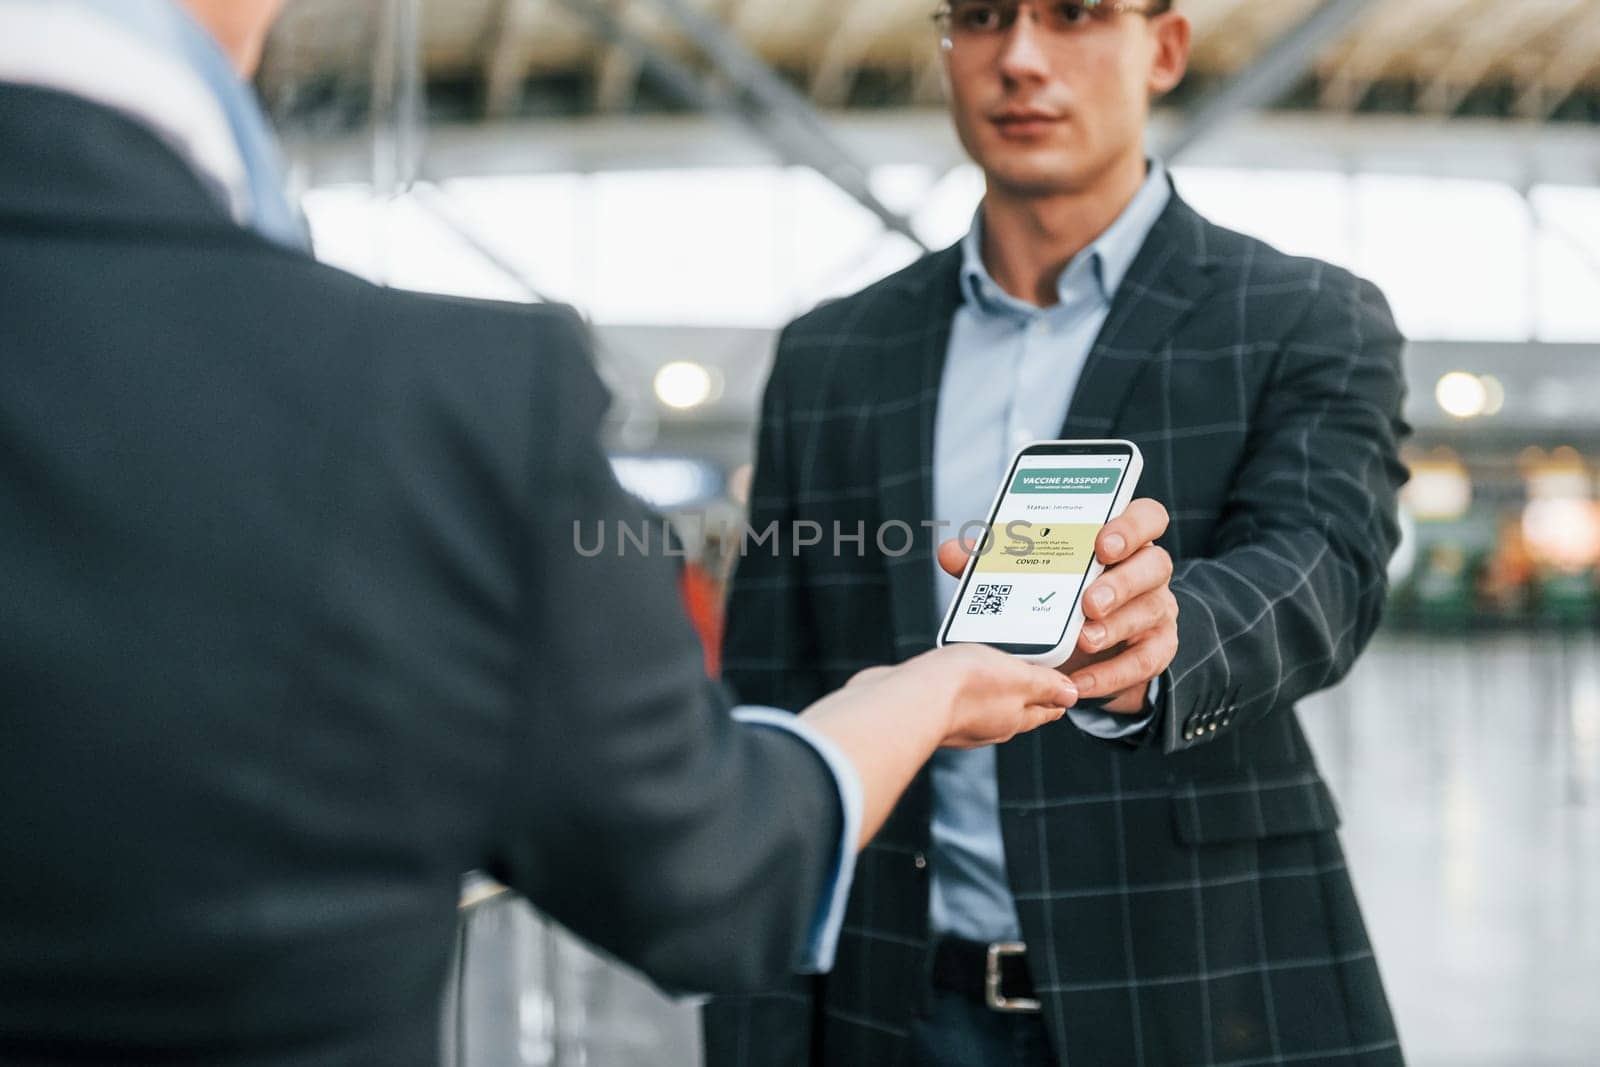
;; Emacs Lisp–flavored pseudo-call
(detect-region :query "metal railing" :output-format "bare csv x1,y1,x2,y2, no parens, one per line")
445,876,700,1067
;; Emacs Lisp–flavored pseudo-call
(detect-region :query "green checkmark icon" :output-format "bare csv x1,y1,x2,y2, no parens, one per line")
1037,592,1057,605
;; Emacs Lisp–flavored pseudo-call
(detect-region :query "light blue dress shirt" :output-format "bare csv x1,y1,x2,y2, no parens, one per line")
6,0,863,974
928,163,1172,943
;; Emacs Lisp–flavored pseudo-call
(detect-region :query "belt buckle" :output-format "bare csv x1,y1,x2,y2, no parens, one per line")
984,941,1041,1014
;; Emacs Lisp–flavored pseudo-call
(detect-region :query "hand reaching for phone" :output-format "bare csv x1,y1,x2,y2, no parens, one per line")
800,646,1076,849
938,498,1179,715
843,644,1079,748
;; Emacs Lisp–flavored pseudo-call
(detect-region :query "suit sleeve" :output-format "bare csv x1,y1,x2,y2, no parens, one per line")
703,332,830,1067
487,308,846,995
1157,272,1410,755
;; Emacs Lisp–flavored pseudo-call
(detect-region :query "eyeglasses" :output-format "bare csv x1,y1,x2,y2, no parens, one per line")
932,0,1164,45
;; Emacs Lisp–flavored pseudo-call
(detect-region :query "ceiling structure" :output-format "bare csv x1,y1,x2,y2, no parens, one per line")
259,1,1600,470
260,0,1600,129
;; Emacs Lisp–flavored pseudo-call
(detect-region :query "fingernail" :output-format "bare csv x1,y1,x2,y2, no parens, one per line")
1102,534,1126,557
1091,588,1113,611
1058,682,1078,705
1082,623,1106,648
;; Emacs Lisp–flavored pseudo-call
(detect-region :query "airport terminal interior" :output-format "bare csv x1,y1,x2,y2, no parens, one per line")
254,1,1598,1063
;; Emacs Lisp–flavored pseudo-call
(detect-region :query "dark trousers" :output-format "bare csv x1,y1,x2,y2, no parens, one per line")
907,988,1055,1067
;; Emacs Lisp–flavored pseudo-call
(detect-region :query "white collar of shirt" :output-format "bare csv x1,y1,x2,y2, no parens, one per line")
0,1,252,225
959,159,1173,317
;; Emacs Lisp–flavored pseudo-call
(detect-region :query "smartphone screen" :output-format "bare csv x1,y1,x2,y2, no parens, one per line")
940,443,1135,656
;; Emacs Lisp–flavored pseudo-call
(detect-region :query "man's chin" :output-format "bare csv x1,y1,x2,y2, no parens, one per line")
982,157,1090,200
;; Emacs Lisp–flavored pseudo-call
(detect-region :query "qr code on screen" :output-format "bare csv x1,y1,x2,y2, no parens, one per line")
967,584,1013,616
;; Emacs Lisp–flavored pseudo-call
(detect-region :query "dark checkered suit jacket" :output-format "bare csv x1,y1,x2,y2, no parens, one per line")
703,188,1410,1067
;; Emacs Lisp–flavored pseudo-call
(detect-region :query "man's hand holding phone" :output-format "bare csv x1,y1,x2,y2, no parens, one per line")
938,497,1178,715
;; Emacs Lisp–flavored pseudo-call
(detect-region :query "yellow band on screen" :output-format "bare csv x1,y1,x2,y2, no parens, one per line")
972,523,1099,575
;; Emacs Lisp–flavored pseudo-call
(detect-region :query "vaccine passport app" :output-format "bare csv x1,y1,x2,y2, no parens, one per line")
945,452,1131,649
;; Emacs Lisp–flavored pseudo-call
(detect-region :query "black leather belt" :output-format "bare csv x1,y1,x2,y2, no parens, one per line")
930,937,1041,1013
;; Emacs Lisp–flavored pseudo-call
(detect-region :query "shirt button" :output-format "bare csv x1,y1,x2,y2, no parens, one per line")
1029,320,1048,337
913,851,927,870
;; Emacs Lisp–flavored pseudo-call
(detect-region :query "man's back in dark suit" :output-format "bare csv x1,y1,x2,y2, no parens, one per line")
0,84,851,1064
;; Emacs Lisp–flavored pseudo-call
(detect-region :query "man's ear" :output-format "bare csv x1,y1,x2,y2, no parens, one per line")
1147,12,1191,97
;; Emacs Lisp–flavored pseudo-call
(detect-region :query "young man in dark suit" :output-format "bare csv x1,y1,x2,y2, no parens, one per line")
0,1,1085,1062
705,1,1410,1064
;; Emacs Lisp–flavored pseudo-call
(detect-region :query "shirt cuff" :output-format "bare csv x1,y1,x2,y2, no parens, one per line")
730,706,862,974
1066,676,1161,740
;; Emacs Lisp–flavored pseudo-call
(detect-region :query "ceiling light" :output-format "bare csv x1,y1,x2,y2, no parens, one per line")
1479,374,1505,416
653,361,719,411
1435,372,1488,419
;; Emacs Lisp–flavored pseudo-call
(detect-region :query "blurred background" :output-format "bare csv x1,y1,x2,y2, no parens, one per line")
258,1,1599,1063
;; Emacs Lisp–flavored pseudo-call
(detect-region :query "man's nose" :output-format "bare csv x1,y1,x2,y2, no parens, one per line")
996,7,1052,84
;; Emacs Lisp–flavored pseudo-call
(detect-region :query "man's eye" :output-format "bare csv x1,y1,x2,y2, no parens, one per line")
955,3,1006,30
1053,2,1090,24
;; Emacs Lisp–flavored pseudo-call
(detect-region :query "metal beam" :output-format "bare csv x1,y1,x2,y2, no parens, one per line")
547,0,925,249
481,0,542,119
1316,0,1456,111
591,0,650,113
408,182,552,303
1416,0,1581,117
635,0,926,248
1513,14,1600,119
810,3,911,108
549,0,719,114
726,0,787,42
1160,0,1378,162
645,0,841,148
371,0,425,198
292,111,1600,190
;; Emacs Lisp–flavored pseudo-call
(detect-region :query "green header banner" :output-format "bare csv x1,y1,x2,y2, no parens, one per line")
1010,468,1118,494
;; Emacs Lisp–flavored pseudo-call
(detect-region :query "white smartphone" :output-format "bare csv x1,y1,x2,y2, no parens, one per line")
936,439,1145,668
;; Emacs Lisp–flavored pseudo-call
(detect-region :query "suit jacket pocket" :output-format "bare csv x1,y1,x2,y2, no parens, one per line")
1171,770,1342,846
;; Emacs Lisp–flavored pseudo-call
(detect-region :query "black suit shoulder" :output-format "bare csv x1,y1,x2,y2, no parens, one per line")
1194,215,1397,329
764,244,961,413
782,245,959,345
790,243,957,330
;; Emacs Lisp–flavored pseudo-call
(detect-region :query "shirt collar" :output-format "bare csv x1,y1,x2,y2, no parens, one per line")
959,158,1172,316
0,0,307,251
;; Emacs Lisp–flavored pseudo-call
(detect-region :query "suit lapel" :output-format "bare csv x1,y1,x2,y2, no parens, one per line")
876,245,963,660
872,196,1216,655
1056,193,1218,440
